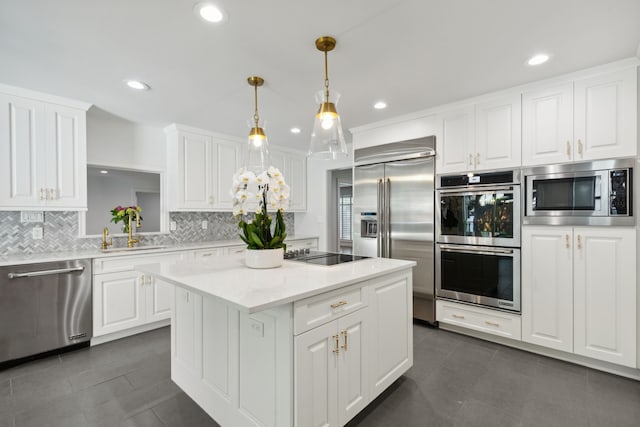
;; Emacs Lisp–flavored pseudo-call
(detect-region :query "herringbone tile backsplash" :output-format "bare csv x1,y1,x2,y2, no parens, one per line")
0,211,295,256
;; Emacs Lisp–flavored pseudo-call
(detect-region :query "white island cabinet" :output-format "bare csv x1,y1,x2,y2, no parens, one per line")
140,255,415,427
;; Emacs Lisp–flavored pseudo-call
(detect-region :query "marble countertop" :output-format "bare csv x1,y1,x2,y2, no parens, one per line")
0,235,318,267
138,254,416,313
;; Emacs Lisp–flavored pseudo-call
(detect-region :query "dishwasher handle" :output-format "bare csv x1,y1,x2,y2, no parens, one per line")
7,266,85,280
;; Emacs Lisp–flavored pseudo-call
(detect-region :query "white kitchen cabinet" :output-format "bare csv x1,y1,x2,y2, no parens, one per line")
573,227,636,367
93,251,190,339
474,94,522,171
436,299,522,340
0,92,88,210
521,226,573,352
522,67,637,166
270,148,307,211
295,308,368,427
165,124,241,211
436,105,475,174
437,94,521,174
286,237,318,252
521,226,636,368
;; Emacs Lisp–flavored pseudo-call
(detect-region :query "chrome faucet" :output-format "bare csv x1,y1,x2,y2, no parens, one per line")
102,227,113,250
127,211,142,248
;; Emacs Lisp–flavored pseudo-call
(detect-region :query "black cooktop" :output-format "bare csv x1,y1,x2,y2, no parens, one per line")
284,250,369,266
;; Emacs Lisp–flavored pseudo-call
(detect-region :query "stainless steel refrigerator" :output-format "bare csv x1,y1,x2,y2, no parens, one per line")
353,136,436,323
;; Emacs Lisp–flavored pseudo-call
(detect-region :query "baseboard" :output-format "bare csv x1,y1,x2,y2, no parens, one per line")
91,319,171,346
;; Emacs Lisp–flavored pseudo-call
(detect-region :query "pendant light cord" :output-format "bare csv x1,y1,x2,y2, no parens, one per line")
254,84,260,127
324,50,330,103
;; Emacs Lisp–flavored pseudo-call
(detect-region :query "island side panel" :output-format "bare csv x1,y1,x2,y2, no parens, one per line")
368,270,414,398
171,285,293,427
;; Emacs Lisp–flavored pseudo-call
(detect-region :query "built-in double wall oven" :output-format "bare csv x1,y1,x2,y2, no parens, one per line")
436,170,521,312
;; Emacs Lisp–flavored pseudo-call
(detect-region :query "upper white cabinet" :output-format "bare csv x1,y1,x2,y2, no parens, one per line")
522,226,637,368
270,147,307,211
0,89,89,210
437,93,521,174
522,67,637,166
165,124,240,211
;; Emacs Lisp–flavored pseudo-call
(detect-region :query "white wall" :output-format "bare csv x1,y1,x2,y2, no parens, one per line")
295,145,354,251
87,108,166,170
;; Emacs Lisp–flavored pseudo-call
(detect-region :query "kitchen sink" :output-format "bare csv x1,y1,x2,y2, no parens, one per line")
101,245,169,253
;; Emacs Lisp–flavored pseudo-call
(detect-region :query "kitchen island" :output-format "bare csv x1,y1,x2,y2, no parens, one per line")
140,254,415,427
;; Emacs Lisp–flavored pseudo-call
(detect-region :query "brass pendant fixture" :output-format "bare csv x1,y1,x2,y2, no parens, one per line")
308,36,348,159
245,76,271,173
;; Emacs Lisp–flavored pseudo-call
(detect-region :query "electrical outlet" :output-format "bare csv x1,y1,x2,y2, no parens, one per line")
201,220,208,230
32,226,43,240
249,318,264,337
170,221,177,231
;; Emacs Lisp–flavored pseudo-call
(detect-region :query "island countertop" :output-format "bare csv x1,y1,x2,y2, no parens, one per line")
139,254,416,313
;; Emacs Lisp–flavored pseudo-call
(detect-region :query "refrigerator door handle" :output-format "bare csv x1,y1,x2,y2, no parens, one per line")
377,179,384,257
385,178,391,258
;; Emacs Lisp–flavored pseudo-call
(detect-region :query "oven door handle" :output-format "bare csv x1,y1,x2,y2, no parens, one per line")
439,245,514,256
437,185,515,195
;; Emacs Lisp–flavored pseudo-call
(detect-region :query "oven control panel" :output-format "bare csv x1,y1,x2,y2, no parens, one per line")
610,169,632,216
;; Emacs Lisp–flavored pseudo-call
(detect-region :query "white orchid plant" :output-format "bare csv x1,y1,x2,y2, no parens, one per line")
231,166,290,250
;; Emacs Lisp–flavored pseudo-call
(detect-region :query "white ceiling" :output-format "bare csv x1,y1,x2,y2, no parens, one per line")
1,0,639,151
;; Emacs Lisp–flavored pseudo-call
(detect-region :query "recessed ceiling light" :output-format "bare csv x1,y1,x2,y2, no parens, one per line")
195,2,227,23
125,80,150,91
100,170,108,174
527,54,550,66
290,127,301,134
374,101,387,110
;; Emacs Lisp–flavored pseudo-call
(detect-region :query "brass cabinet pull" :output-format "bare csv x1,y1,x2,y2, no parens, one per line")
468,153,473,166
577,139,583,156
476,152,480,166
330,300,348,309
201,253,214,257
452,314,465,319
485,320,500,327
140,274,145,286
332,334,340,355
565,234,570,249
577,235,582,250
40,188,45,200
341,330,348,351
566,141,571,157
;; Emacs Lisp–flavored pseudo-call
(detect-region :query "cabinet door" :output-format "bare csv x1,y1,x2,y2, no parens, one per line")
177,132,213,209
475,94,521,171
337,309,368,426
574,68,637,161
0,95,45,207
437,106,475,174
521,227,573,352
522,83,573,166
44,104,87,208
368,272,412,398
173,287,203,375
294,321,338,427
573,227,636,367
146,276,173,323
212,140,239,210
93,271,146,337
288,154,307,211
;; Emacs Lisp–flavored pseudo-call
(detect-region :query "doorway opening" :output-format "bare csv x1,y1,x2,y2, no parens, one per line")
329,168,353,254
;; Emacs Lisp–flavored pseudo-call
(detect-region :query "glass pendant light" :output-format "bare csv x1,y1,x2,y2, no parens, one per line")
245,76,271,173
308,36,348,159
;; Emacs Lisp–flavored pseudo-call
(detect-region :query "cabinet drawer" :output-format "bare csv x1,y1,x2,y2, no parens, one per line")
193,248,225,259
294,284,366,335
226,245,246,255
436,300,521,340
93,251,188,274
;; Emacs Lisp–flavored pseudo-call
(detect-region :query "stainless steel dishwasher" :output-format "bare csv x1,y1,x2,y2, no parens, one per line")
0,259,92,366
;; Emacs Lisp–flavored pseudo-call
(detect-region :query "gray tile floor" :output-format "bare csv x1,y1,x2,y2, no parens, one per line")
1,324,639,427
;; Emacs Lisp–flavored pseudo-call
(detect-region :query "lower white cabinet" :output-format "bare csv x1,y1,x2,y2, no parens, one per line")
93,251,189,338
295,309,368,427
436,299,522,340
522,226,636,368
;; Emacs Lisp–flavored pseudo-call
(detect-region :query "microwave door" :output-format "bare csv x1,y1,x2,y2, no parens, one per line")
353,163,385,257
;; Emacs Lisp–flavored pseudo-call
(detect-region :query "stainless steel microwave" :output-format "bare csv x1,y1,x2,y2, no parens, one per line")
523,159,634,226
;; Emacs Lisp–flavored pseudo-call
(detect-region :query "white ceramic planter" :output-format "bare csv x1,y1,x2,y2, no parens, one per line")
245,248,284,269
